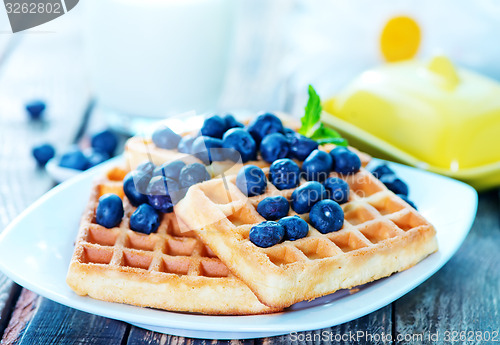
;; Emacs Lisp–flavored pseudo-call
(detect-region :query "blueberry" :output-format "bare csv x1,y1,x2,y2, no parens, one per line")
279,215,309,241
201,115,226,138
223,114,244,129
380,174,409,196
302,149,332,182
370,163,395,179
157,160,186,180
283,127,296,137
269,158,300,190
130,204,160,234
330,147,361,175
191,136,225,163
91,130,118,156
236,165,268,197
123,170,150,206
247,113,284,145
136,161,156,175
222,128,257,163
86,150,110,168
249,221,285,248
178,135,197,154
324,177,350,204
59,148,89,170
291,181,326,214
257,196,290,220
95,193,124,228
146,176,179,212
25,100,46,120
178,163,210,189
288,134,319,161
397,194,417,209
32,143,55,167
152,125,181,149
260,133,289,163
309,199,344,234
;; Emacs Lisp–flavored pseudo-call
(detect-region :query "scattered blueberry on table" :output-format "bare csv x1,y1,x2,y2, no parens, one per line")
123,170,150,206
32,143,55,167
91,130,118,156
260,133,289,163
309,199,344,234
25,100,46,120
95,193,124,229
236,165,268,197
291,181,326,214
59,148,89,170
370,163,394,179
247,113,284,145
269,158,300,190
379,174,409,196
130,203,160,234
324,177,350,204
249,221,285,248
257,196,290,221
302,149,332,182
152,125,181,149
330,147,361,175
279,215,309,241
222,128,257,163
288,133,319,161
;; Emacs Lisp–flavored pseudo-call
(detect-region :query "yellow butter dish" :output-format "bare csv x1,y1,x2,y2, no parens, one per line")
322,56,500,191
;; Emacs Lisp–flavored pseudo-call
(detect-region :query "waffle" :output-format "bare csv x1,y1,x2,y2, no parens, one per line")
175,168,438,308
66,167,279,315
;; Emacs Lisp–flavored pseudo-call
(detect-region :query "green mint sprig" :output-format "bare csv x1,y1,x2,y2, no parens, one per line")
299,85,348,147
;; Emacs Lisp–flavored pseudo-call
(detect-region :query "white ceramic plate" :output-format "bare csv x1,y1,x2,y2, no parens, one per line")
0,157,477,339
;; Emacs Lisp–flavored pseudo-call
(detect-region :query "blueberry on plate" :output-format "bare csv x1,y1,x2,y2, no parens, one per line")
324,177,350,204
157,160,186,181
178,163,210,189
32,143,55,167
291,181,326,214
152,125,182,150
236,165,268,197
222,128,257,163
130,204,160,234
249,221,285,248
96,193,124,228
309,199,344,234
25,100,46,120
302,149,332,182
86,150,110,168
223,114,244,129
279,215,309,241
283,127,296,138
247,113,284,145
91,130,118,156
257,196,290,221
177,135,197,154
269,158,300,190
59,148,89,170
201,115,226,139
146,176,179,213
397,194,417,209
191,136,225,163
123,170,150,206
136,161,156,175
379,174,409,196
260,133,290,163
370,163,395,179
288,134,318,161
330,147,361,175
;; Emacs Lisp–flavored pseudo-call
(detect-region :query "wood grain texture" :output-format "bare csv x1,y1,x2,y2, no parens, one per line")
394,191,500,345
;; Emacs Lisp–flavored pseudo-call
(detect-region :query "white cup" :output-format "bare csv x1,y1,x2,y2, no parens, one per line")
83,0,235,132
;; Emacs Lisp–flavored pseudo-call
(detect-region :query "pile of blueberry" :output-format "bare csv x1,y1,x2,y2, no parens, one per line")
370,163,417,209
32,129,118,171
96,160,211,235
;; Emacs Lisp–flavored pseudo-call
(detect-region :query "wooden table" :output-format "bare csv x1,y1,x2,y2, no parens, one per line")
0,11,499,345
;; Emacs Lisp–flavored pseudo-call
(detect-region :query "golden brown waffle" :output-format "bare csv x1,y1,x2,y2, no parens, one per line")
175,168,438,308
66,167,279,315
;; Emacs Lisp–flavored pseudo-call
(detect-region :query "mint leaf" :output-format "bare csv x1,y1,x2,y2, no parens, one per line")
315,137,348,146
299,85,322,137
310,124,348,146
